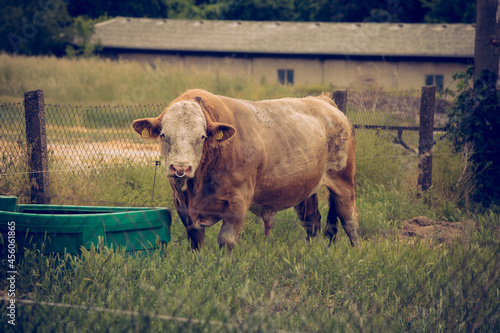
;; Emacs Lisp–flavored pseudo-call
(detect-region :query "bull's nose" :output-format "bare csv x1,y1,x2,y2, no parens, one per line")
170,164,192,178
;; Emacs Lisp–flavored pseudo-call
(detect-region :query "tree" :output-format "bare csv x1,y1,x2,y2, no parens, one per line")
65,16,104,58
447,69,500,208
164,0,227,20
67,0,168,19
474,0,500,86
221,0,297,21
420,0,476,23
61,0,478,24
0,0,73,55
292,0,425,23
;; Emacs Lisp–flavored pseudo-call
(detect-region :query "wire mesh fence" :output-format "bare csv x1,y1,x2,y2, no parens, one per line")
347,89,450,148
344,89,451,193
1,89,453,206
348,90,451,127
1,102,167,175
1,103,27,176
2,91,452,160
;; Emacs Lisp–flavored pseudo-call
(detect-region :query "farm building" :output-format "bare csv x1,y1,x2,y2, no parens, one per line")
91,17,475,90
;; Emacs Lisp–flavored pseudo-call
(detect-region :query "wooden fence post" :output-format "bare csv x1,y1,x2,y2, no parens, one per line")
24,90,50,204
418,86,436,191
331,90,348,114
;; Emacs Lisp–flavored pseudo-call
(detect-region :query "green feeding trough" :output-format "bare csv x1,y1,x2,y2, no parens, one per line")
0,196,171,255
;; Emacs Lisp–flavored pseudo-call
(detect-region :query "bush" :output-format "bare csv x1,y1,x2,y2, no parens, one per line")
446,68,500,208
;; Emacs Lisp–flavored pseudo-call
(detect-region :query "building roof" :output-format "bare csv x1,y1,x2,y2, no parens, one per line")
92,17,475,58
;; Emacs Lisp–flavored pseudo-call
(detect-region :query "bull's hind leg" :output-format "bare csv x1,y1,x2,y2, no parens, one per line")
294,193,322,240
324,194,339,246
325,177,360,247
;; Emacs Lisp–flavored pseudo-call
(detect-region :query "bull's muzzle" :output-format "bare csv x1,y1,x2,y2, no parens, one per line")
169,164,192,178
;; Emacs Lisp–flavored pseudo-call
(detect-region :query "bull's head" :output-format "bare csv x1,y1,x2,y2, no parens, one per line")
132,100,235,179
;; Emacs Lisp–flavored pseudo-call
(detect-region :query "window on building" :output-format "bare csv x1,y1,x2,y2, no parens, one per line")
435,75,444,89
425,75,434,86
425,75,444,90
278,69,285,84
278,69,294,85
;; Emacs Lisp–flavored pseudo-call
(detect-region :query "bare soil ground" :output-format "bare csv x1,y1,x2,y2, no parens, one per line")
1,139,160,170
400,216,480,243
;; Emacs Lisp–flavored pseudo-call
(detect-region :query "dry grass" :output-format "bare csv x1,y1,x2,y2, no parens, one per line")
0,53,331,105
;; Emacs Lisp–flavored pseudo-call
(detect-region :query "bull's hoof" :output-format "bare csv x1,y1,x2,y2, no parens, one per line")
349,237,361,247
219,242,235,256
324,228,338,247
190,240,202,251
304,225,320,240
187,228,205,250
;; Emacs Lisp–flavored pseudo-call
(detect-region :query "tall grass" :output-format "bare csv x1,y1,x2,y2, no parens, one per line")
47,161,173,208
1,211,498,332
0,54,332,105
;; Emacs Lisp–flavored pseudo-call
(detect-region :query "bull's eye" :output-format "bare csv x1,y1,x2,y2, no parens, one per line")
159,133,170,144
195,135,206,146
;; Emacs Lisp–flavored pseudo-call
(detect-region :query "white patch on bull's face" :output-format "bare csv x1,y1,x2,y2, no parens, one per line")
159,101,207,178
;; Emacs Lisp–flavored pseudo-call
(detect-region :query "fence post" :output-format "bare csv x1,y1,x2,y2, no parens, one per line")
418,86,436,191
24,90,50,204
331,90,348,114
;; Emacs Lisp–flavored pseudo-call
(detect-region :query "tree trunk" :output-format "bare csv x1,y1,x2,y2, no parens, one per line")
474,0,500,88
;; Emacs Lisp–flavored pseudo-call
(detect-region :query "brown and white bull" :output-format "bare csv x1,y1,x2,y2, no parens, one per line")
133,89,360,253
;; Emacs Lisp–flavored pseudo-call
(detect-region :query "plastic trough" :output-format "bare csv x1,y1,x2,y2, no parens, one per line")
0,196,171,255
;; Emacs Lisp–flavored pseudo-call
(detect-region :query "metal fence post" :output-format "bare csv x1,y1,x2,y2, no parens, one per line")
418,86,436,191
24,90,50,204
331,90,348,114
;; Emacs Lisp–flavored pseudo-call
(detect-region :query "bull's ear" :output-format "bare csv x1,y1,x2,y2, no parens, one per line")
132,118,161,139
208,122,236,147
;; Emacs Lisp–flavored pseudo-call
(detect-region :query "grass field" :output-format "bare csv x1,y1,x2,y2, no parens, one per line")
0,53,333,106
0,54,499,332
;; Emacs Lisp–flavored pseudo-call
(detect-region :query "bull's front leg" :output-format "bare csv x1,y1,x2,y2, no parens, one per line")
177,211,206,251
218,220,244,255
187,227,206,250
218,195,249,255
172,190,206,250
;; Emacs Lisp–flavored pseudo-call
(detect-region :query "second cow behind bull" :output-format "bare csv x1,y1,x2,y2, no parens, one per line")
133,89,360,254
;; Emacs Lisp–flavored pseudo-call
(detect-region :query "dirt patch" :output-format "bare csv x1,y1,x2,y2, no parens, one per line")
46,142,160,167
400,216,478,243
1,138,160,171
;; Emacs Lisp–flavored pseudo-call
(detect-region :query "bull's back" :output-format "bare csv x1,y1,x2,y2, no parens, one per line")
221,96,347,209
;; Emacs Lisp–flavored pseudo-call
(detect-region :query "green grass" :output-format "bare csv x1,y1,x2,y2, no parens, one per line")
1,208,498,332
1,54,499,332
